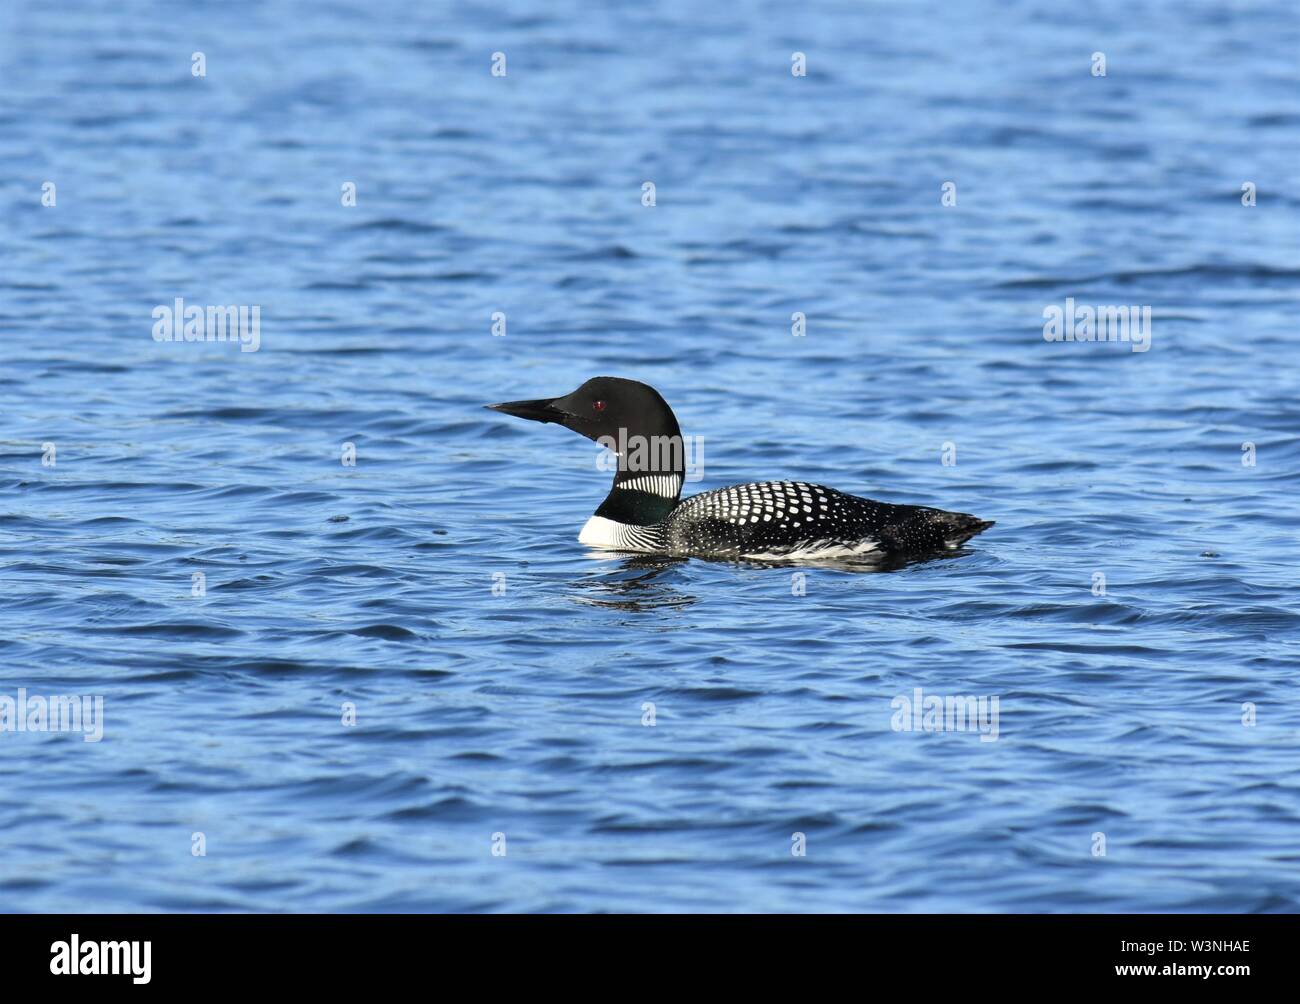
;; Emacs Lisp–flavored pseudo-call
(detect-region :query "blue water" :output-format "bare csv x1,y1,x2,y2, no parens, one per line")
2,0,1299,912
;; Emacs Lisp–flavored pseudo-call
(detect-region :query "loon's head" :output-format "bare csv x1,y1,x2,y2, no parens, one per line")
486,377,686,519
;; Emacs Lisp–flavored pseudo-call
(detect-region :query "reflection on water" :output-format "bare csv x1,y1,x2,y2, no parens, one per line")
570,544,987,617
571,554,695,612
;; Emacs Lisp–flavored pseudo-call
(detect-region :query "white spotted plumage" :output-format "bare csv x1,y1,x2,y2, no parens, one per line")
662,481,893,559
577,480,985,560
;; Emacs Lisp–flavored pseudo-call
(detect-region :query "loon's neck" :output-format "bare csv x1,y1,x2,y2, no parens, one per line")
583,424,685,549
593,487,679,527
599,428,686,525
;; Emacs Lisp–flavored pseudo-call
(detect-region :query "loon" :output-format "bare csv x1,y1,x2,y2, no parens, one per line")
486,377,993,561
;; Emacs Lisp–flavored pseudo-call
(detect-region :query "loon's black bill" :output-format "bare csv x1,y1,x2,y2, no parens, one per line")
485,397,564,423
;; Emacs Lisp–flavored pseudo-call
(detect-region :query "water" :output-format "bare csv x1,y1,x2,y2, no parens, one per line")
2,0,1299,912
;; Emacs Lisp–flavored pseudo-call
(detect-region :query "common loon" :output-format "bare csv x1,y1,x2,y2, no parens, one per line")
486,377,993,561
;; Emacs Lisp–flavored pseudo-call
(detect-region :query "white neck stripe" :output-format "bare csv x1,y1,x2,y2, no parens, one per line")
617,474,682,498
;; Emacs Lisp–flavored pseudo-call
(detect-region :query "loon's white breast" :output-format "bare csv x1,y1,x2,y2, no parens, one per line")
578,515,660,552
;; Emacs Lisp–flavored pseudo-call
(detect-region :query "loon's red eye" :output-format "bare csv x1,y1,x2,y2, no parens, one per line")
592,400,607,413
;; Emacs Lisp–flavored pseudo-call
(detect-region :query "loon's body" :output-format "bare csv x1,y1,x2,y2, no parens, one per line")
487,377,992,562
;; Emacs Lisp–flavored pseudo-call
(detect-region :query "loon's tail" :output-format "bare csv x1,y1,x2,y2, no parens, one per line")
938,512,995,546
877,506,994,553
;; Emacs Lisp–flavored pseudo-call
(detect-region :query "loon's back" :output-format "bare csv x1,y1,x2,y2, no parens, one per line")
664,480,991,560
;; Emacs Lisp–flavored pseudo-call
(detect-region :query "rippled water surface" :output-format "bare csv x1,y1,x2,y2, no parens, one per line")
2,1,1299,912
